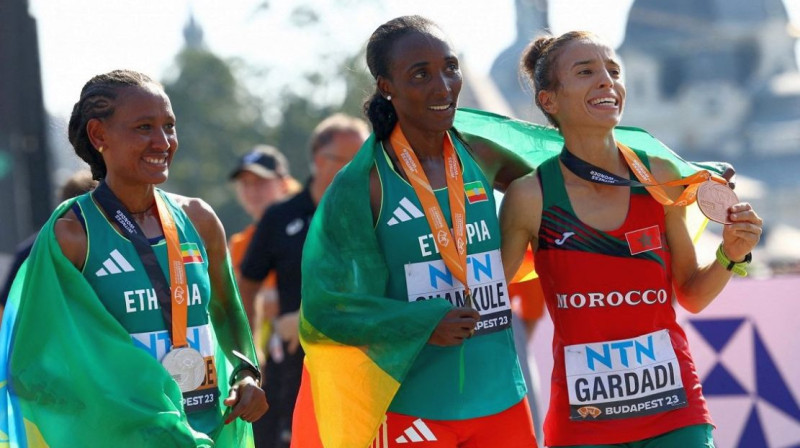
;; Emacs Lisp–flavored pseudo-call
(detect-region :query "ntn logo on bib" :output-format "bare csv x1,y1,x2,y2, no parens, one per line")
404,249,511,335
564,329,688,420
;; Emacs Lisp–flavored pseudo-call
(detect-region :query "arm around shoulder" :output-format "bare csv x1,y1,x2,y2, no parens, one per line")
461,134,532,191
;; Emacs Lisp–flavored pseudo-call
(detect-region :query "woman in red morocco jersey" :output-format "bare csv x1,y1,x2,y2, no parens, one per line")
499,31,763,447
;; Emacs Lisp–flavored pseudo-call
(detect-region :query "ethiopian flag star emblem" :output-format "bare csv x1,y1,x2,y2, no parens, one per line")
181,242,204,264
464,181,488,204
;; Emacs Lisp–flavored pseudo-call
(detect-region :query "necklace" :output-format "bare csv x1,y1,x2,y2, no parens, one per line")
128,202,156,215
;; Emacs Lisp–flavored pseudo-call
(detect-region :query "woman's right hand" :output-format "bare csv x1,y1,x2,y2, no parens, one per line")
428,307,481,346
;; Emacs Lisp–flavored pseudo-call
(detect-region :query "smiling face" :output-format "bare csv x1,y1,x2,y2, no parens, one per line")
538,38,626,132
89,84,178,187
378,29,462,135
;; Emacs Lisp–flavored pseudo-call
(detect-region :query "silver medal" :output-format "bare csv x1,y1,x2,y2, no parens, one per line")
161,347,206,392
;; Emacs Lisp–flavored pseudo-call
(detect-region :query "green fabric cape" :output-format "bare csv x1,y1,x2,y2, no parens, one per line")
0,197,257,447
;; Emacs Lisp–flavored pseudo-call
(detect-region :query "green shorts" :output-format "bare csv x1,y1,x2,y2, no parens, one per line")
555,424,714,448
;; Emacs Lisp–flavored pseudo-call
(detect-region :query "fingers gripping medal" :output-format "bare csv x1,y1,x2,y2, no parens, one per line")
697,181,739,224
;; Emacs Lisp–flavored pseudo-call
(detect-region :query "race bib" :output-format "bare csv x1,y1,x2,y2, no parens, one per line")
404,249,511,336
564,329,687,420
132,324,220,413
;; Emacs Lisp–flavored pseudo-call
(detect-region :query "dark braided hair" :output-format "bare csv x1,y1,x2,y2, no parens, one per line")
363,15,440,140
520,31,597,128
67,70,158,180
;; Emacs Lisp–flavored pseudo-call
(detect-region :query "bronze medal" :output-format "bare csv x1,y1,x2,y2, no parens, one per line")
697,181,739,224
161,347,206,392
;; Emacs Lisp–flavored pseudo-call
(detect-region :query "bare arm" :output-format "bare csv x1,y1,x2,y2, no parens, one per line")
237,275,262,330
652,158,763,313
499,173,543,283
460,133,533,191
182,197,268,421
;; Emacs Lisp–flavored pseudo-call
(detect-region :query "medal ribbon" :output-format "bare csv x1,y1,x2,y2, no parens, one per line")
390,125,471,307
560,142,728,207
153,193,189,348
92,183,189,348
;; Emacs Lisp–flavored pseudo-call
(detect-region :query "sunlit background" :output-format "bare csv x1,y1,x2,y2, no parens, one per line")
2,1,800,446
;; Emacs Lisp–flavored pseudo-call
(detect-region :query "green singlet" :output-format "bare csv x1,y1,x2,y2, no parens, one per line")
76,190,224,436
373,133,526,420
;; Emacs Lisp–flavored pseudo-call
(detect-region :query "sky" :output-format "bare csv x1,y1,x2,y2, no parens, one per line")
28,0,800,121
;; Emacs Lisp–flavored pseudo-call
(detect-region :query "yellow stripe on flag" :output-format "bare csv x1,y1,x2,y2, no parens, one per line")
303,335,400,448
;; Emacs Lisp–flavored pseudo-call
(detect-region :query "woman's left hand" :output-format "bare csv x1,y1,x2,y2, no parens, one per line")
223,374,268,424
721,202,763,262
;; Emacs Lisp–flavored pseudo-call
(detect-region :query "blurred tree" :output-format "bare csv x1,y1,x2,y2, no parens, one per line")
339,49,374,118
273,52,372,179
162,8,374,234
163,47,274,234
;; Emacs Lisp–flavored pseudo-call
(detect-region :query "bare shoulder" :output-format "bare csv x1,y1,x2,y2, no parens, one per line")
463,135,495,157
505,171,543,204
500,170,543,227
169,193,225,246
54,208,88,269
648,156,685,202
648,156,682,183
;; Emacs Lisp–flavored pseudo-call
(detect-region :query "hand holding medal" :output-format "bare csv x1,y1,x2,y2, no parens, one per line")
696,181,739,224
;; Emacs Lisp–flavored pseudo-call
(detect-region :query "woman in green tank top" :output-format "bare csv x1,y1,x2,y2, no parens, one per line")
4,70,266,447
295,16,537,448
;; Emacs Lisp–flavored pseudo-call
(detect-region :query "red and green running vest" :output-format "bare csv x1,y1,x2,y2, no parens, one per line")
534,152,712,446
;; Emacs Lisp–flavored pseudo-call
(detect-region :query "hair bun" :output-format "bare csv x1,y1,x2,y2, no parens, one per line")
521,35,555,76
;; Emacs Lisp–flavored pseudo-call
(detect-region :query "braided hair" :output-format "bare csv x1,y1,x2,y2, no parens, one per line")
67,70,157,180
362,15,440,140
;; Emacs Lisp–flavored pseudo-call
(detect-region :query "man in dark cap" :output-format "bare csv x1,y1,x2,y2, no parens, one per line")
239,114,368,447
228,145,300,367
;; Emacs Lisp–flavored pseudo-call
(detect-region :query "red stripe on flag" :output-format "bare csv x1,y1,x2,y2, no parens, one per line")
291,364,324,448
467,193,488,203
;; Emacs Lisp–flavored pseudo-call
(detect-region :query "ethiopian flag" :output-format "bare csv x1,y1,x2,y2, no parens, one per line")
292,108,726,448
464,181,488,204
181,242,205,264
0,198,258,447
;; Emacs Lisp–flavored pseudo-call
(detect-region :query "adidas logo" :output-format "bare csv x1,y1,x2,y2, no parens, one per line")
395,418,437,444
387,197,424,226
95,249,135,277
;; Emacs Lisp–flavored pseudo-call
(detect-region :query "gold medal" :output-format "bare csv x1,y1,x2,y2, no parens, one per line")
697,181,739,224
161,347,206,392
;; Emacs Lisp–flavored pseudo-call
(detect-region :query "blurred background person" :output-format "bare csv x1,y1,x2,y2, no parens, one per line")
238,113,368,448
228,145,301,365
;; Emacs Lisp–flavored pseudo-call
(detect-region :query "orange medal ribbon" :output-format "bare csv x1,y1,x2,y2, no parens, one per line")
617,142,728,207
390,125,472,307
154,193,189,348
